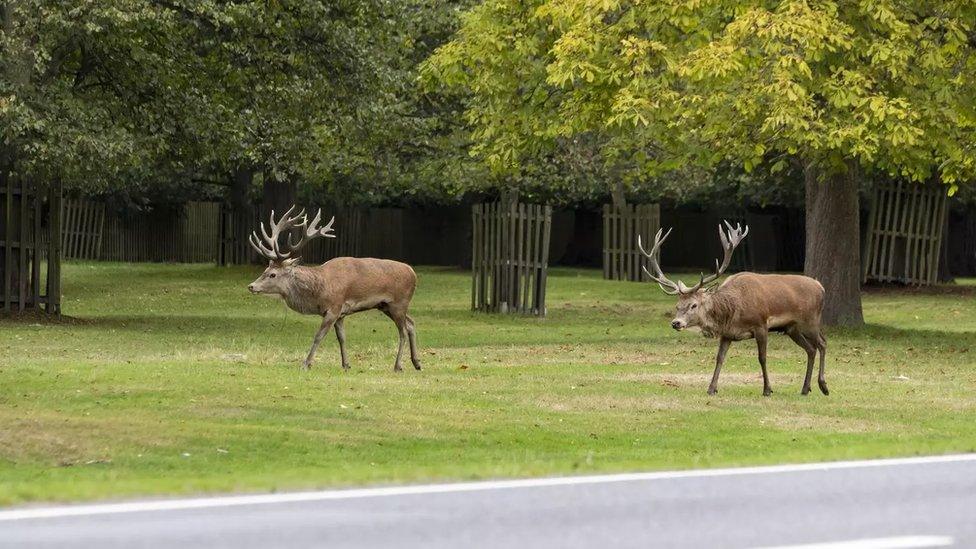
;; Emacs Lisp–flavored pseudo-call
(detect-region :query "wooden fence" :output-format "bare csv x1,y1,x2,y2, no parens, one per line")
98,201,221,263
0,174,62,314
471,202,552,315
61,200,105,260
218,203,256,265
602,203,660,281
863,181,948,285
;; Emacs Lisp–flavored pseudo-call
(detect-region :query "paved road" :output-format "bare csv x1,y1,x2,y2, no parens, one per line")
1,455,974,549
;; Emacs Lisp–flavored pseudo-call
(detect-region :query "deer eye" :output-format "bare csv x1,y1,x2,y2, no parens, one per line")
690,303,697,309
269,273,276,278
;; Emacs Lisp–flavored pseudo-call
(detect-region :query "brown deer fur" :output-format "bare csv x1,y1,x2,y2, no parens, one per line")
246,208,421,372
672,273,827,396
640,223,828,397
250,257,422,372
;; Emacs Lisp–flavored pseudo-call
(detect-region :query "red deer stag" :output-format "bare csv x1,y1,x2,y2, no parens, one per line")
247,207,422,372
638,222,827,397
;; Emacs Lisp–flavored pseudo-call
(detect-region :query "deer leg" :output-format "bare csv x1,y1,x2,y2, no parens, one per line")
393,319,408,372
787,329,817,395
816,332,829,395
405,314,422,370
304,312,338,371
334,317,350,370
708,338,732,395
756,329,772,396
380,307,409,373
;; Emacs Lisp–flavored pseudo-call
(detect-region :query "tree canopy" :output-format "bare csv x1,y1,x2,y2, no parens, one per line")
424,0,976,186
1,0,421,198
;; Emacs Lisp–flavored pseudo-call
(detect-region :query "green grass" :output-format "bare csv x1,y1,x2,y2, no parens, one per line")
2,262,976,505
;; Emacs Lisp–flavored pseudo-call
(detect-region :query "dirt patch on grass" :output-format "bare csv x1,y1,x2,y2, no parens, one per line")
0,419,90,464
760,413,886,434
530,393,706,413
0,415,177,465
617,371,763,386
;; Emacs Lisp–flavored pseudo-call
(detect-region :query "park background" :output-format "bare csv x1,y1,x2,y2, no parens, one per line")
1,0,975,505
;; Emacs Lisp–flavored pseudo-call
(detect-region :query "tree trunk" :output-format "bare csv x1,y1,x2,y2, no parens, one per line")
230,167,253,210
610,180,627,211
223,166,254,265
261,171,297,222
803,161,864,326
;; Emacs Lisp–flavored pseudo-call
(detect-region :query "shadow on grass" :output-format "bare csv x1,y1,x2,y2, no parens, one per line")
0,310,92,325
863,282,976,296
832,323,976,347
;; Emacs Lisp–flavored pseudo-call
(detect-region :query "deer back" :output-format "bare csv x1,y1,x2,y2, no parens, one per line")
300,257,417,314
711,273,825,332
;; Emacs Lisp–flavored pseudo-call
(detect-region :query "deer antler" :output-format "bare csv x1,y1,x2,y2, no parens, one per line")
699,220,749,288
282,209,336,257
637,228,682,295
637,220,749,295
249,206,336,262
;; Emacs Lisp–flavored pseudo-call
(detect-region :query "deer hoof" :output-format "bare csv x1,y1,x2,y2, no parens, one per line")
801,386,811,396
301,361,312,371
341,363,350,371
763,388,773,397
394,365,403,373
706,387,718,396
819,381,829,395
412,361,422,371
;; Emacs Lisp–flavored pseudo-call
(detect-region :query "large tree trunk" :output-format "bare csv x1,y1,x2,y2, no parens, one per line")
221,166,254,265
230,166,253,210
610,180,627,210
803,161,864,326
261,171,297,221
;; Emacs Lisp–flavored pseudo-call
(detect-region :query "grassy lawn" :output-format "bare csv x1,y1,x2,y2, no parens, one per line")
2,262,976,506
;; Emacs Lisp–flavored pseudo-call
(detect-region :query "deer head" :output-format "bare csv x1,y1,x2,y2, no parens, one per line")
638,221,749,330
247,206,336,295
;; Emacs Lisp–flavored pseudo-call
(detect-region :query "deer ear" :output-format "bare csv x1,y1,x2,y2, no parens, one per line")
281,258,299,267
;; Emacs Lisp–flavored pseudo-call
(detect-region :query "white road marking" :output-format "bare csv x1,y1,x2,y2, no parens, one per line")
1,453,974,522
755,535,954,548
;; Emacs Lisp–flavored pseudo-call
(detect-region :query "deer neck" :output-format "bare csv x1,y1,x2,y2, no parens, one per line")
699,291,732,338
281,266,324,315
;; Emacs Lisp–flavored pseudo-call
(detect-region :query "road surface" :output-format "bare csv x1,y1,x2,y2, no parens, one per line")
1,454,974,549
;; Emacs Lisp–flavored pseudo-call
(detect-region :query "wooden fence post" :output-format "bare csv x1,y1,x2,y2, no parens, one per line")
602,203,660,281
0,172,58,314
60,199,105,261
470,201,551,316
863,181,949,285
46,179,62,314
2,172,12,314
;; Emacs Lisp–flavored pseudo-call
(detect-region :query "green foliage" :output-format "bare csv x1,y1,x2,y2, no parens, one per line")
301,0,489,207
1,0,405,194
424,0,976,190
